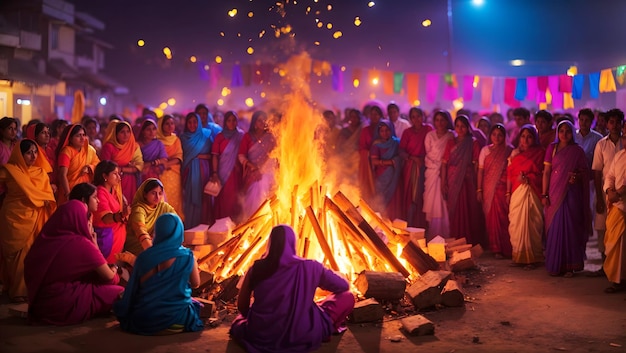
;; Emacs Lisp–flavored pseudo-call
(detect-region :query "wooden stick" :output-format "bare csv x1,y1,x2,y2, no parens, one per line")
226,235,264,278
358,199,397,239
305,206,339,271
197,234,241,266
302,237,310,258
333,191,410,277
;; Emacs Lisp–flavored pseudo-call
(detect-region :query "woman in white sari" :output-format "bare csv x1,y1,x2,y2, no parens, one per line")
423,110,454,239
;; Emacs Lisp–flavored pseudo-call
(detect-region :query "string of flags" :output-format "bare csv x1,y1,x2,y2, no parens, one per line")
195,58,625,109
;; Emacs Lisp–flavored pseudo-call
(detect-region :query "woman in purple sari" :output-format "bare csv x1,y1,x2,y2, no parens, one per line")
211,111,244,223
181,112,213,228
542,120,591,277
442,115,483,244
230,225,354,353
24,200,123,325
370,120,403,219
238,111,277,219
139,119,168,181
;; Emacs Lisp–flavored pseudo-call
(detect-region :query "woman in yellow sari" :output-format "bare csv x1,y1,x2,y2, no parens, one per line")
56,124,100,205
101,120,144,206
125,178,176,255
157,115,184,219
0,139,56,302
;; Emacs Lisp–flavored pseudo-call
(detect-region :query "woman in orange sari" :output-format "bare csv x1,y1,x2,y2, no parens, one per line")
0,139,56,302
56,124,100,204
101,120,144,206
157,115,184,218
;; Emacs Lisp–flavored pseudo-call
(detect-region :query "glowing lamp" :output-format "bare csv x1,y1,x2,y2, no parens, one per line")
217,99,224,106
248,11,254,17
158,102,168,110
215,56,223,64
368,1,375,7
99,97,107,106
167,98,176,106
190,56,197,63
228,9,238,17
17,99,31,105
413,100,421,106
333,31,342,39
326,23,333,29
354,17,362,26
245,98,254,107
247,47,254,55
422,19,432,27
371,77,379,85
137,39,145,47
510,59,525,66
353,79,360,87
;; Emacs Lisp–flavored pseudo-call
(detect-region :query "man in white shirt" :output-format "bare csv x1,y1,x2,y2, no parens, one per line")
591,109,624,276
388,103,411,140
602,123,626,293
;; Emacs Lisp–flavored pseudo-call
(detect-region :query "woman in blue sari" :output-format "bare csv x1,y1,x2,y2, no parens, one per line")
114,213,203,335
370,120,403,219
181,112,213,228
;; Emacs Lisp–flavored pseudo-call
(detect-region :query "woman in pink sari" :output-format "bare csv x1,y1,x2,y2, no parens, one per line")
542,120,591,277
477,124,513,258
399,107,433,228
441,115,483,244
24,200,124,325
101,120,144,206
211,111,244,223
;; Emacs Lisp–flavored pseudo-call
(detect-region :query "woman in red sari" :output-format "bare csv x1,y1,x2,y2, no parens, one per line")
101,120,144,206
477,124,513,258
441,115,483,244
399,107,433,228
507,124,545,269
211,111,244,223
92,160,129,264
24,200,123,325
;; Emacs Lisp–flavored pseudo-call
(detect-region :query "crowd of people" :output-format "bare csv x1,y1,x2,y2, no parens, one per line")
0,100,625,351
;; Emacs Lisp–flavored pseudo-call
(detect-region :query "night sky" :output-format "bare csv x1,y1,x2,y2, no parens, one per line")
75,0,626,112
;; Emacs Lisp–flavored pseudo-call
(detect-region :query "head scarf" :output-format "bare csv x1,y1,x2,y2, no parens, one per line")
490,123,507,139
555,120,576,145
4,139,55,207
221,111,244,139
102,120,139,157
519,124,540,147
56,124,90,158
180,113,212,170
249,225,300,289
249,111,268,134
139,119,158,143
157,115,178,146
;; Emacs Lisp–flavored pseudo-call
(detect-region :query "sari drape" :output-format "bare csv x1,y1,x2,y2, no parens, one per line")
507,146,545,264
371,134,403,218
358,125,378,204
0,141,56,299
423,130,453,239
544,141,590,275
24,200,123,325
101,121,143,205
140,139,168,180
125,178,177,255
115,213,203,335
157,118,184,218
93,185,125,263
481,144,513,256
212,130,244,222
239,132,276,219
399,125,432,228
181,114,213,228
57,128,100,204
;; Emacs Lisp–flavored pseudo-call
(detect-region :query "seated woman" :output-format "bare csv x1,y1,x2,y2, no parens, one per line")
24,200,124,325
230,225,355,353
114,213,203,335
125,178,176,255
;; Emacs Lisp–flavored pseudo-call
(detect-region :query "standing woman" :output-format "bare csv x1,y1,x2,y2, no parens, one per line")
238,111,277,220
26,122,57,192
542,120,591,277
441,115,483,244
101,120,144,207
181,112,213,228
477,124,513,258
0,117,19,167
0,139,56,302
423,110,454,239
358,106,384,204
211,111,244,223
399,107,433,228
507,124,545,269
157,114,184,219
56,124,100,205
370,120,403,219
126,178,176,255
138,119,168,181
93,160,129,263
335,109,362,187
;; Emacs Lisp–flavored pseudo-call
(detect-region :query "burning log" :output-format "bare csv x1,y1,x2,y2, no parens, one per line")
349,298,385,323
449,250,477,272
333,191,410,277
401,315,435,336
226,235,264,278
354,271,406,301
214,275,241,303
197,234,241,266
358,199,398,240
401,241,440,275
406,270,452,310
305,206,339,271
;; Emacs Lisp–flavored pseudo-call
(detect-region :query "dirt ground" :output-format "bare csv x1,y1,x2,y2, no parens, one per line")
1,234,625,353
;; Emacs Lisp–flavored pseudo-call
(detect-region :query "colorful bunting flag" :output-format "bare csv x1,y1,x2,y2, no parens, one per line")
382,71,394,95
548,76,562,110
571,75,584,100
558,75,573,93
526,76,537,101
426,74,439,103
599,69,616,92
406,73,419,104
589,72,600,98
393,72,404,94
462,75,474,101
514,78,527,101
481,76,494,108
